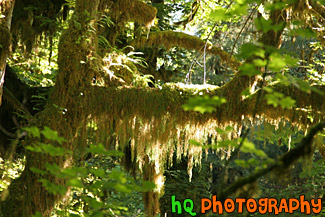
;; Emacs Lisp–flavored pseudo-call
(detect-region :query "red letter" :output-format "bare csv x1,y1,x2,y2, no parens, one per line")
268,198,279,214
246,198,257,213
278,198,289,213
224,199,235,213
311,199,322,214
289,198,299,213
300,195,311,214
236,198,245,213
258,198,268,214
201,198,211,213
212,195,223,214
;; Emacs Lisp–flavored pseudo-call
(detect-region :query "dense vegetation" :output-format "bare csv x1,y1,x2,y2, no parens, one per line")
0,0,324,216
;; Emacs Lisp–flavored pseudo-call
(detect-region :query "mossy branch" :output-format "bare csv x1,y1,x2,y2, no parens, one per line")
218,122,325,201
87,83,325,135
130,30,241,72
110,0,157,27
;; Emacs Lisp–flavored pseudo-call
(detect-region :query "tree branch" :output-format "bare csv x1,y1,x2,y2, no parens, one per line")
218,121,325,201
130,31,241,72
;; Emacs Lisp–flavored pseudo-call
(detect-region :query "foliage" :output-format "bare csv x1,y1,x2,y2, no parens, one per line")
22,126,153,217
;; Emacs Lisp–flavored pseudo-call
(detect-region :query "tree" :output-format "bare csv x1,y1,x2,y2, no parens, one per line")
0,0,15,105
0,0,325,216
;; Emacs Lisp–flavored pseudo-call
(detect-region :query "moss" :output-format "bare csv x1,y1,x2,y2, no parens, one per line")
110,0,157,27
131,31,241,72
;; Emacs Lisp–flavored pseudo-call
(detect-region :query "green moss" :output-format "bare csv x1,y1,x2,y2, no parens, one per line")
131,31,241,72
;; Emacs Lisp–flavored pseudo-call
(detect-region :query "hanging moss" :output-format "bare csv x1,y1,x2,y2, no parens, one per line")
10,0,66,52
109,0,157,27
75,81,325,185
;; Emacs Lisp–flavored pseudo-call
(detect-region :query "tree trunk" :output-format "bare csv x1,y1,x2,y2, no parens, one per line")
0,0,100,216
0,0,15,105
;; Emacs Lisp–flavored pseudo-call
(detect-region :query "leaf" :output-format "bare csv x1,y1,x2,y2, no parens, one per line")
289,28,316,39
279,96,296,109
23,126,40,138
30,167,47,175
255,17,284,33
239,63,262,76
183,95,226,114
41,126,66,144
109,169,127,184
88,144,124,157
253,59,267,67
89,168,106,177
39,179,67,195
32,212,43,217
265,92,295,108
67,178,83,188
238,43,265,59
85,197,103,209
268,52,286,72
38,143,69,156
138,181,156,192
241,139,267,157
189,139,201,146
209,7,227,21
61,167,88,178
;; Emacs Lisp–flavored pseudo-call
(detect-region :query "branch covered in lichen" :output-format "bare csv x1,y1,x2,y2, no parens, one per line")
81,82,325,175
130,31,241,72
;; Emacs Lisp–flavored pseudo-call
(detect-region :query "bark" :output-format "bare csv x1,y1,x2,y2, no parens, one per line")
142,156,163,217
0,0,15,105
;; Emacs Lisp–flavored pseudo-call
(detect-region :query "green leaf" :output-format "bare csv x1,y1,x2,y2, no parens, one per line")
23,126,40,138
85,197,103,209
61,167,88,178
241,88,251,97
241,139,267,157
255,17,284,33
238,43,265,59
138,181,156,192
26,145,43,153
45,163,62,177
239,63,261,76
89,144,124,157
268,53,286,72
189,139,201,146
253,59,267,67
30,167,47,175
112,183,131,193
38,143,69,156
41,126,66,144
89,168,106,177
183,95,226,114
39,179,67,195
209,7,227,21
279,96,296,109
67,178,83,188
265,91,295,108
289,28,316,39
109,169,127,184
32,212,43,217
